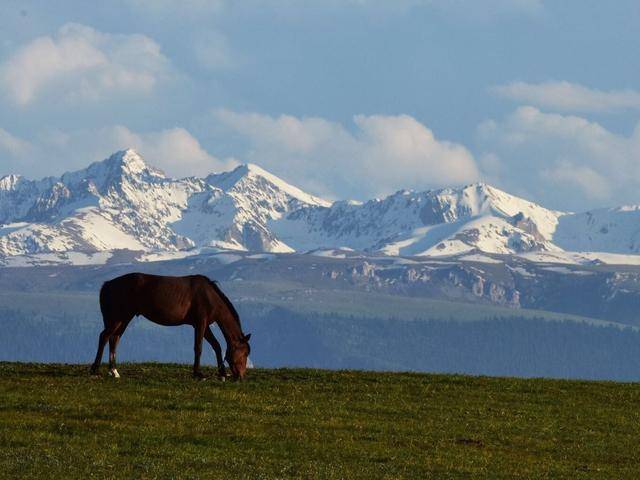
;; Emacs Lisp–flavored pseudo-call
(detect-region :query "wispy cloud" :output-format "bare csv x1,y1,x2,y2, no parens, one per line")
0,125,234,179
0,23,173,106
0,128,33,158
213,110,480,199
477,106,640,209
100,126,237,177
492,81,640,113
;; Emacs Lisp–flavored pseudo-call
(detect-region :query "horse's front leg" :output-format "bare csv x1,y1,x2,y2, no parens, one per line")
204,325,227,379
193,322,206,379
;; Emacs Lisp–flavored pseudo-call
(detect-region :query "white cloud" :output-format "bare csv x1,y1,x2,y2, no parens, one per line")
353,114,479,187
214,109,479,199
492,81,640,113
477,106,640,209
103,126,237,177
215,110,350,154
0,125,233,179
0,128,39,176
0,23,173,106
0,128,32,158
541,162,611,201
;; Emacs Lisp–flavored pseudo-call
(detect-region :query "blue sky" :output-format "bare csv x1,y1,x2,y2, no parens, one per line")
0,0,638,211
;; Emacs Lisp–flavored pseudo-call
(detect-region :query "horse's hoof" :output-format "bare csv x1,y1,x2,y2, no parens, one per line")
218,376,226,382
108,368,120,379
193,372,206,380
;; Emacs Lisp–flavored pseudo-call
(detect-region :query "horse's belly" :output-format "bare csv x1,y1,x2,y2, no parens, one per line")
142,315,190,326
138,307,190,326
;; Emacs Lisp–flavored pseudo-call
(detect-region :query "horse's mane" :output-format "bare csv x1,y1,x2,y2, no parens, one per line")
207,278,241,329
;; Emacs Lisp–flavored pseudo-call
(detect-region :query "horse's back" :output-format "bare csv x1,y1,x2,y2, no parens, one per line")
100,273,213,326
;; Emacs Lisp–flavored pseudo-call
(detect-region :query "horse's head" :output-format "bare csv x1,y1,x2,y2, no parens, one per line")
226,333,251,380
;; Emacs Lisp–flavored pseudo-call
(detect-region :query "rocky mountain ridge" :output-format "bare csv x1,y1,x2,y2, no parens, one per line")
1,149,640,265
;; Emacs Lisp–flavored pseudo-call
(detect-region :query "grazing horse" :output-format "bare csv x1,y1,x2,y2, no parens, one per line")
90,273,251,380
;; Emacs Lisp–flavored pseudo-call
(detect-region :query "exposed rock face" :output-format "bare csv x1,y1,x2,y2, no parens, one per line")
319,257,521,307
510,212,546,243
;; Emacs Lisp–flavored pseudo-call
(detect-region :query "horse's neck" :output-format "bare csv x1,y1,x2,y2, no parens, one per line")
217,310,243,346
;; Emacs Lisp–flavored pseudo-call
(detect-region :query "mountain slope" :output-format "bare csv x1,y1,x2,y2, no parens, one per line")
274,183,563,256
0,150,198,255
184,163,331,252
1,149,640,265
554,206,640,254
0,150,331,258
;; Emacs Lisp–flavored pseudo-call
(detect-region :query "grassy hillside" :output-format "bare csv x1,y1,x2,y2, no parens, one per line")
1,364,639,479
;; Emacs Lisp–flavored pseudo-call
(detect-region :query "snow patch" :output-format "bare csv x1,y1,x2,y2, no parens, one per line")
459,254,503,264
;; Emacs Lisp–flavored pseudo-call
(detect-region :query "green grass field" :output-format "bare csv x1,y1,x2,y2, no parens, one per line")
1,363,639,479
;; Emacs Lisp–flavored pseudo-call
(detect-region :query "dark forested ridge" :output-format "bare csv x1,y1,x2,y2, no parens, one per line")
3,303,640,381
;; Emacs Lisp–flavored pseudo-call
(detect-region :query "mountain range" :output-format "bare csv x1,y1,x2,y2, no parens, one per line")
1,148,639,267
4,149,640,377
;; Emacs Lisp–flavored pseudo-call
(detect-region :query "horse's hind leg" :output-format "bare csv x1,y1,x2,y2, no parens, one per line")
91,325,117,375
108,321,129,378
204,326,227,379
193,322,206,379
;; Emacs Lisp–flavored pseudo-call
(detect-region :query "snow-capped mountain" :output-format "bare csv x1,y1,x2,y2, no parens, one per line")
1,148,640,266
0,149,331,259
274,183,562,256
553,207,640,254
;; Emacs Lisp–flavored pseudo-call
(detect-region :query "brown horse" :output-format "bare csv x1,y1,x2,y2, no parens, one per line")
90,273,251,380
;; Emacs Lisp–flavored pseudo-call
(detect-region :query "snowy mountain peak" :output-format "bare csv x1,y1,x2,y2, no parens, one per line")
103,148,165,179
428,182,565,240
272,180,566,257
2,149,640,265
112,148,149,173
208,162,331,208
57,149,166,196
0,174,23,191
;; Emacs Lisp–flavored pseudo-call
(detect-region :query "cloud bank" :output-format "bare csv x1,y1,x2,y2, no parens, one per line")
492,81,640,113
0,23,173,106
0,4,637,213
0,125,234,179
477,106,640,210
214,110,480,199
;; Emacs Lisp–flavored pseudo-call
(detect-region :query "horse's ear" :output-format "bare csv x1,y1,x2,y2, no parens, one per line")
244,333,251,342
